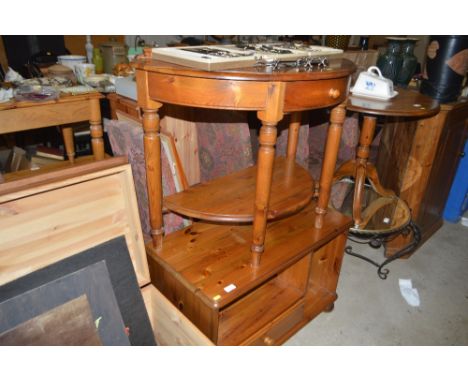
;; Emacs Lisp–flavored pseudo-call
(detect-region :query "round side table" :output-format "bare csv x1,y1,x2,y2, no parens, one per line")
335,88,440,278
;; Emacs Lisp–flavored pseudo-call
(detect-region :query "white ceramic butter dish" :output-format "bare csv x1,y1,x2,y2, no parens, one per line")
350,66,398,100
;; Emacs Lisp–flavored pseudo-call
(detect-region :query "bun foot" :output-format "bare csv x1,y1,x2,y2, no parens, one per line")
324,303,335,312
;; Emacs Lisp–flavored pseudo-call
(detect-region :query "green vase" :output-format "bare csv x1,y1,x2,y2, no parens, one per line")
395,38,418,87
377,37,404,82
92,48,104,74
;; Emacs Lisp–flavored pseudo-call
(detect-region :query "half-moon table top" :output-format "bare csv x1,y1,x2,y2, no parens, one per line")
134,58,356,82
135,58,356,113
347,87,440,118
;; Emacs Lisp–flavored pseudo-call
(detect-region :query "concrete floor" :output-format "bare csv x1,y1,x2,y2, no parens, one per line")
285,220,468,345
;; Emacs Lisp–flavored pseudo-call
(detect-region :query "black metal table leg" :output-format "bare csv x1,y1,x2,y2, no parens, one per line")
345,220,421,280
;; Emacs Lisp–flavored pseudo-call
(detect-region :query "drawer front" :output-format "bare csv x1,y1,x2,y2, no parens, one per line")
242,301,305,346
284,77,350,112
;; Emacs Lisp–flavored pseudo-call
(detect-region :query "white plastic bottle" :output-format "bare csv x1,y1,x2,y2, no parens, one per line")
85,35,94,64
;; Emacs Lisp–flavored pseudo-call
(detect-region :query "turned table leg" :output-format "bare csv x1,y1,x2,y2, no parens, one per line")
89,97,104,161
251,117,279,266
352,115,376,226
61,126,75,164
251,82,285,266
331,114,395,227
315,104,346,229
142,106,164,252
286,112,302,161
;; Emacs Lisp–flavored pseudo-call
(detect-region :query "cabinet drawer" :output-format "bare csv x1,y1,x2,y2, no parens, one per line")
217,255,310,345
243,300,305,346
284,78,349,111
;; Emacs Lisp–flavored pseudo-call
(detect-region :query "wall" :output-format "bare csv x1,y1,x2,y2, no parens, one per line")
0,36,126,69
124,35,205,49
123,35,283,48
64,36,125,55
0,37,8,72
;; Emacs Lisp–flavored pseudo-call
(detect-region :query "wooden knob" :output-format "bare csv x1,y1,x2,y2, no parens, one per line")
329,88,341,99
177,300,184,311
263,336,275,345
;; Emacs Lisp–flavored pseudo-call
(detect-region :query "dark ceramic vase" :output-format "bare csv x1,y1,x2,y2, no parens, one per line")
377,37,404,82
420,35,468,103
395,39,418,87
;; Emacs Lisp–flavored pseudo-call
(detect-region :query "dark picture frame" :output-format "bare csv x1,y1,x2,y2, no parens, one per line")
0,236,156,346
0,261,130,346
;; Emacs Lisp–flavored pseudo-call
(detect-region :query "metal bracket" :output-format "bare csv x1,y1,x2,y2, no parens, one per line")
345,220,421,280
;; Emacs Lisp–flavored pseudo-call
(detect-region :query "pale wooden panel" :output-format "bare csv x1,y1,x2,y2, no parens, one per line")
0,159,125,202
114,108,192,188
141,284,214,346
109,93,200,185
118,169,151,282
161,105,200,186
0,165,149,287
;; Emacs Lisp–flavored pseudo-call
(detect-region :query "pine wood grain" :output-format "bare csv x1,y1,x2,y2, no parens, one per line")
315,104,346,229
347,87,439,118
160,105,200,186
147,200,351,312
240,300,305,346
217,254,310,345
137,56,355,257
107,94,201,186
377,100,468,256
0,92,105,164
164,156,313,222
0,160,149,287
1,156,126,200
138,55,355,345
134,58,355,82
147,204,350,344
0,94,102,133
141,284,213,345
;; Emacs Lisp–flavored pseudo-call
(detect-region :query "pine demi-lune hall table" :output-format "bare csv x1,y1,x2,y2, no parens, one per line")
134,57,357,345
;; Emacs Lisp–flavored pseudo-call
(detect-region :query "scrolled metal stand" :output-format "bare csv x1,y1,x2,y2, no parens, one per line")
345,220,421,280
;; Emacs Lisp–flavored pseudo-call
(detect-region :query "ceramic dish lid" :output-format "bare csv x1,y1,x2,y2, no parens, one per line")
57,55,86,61
351,66,397,100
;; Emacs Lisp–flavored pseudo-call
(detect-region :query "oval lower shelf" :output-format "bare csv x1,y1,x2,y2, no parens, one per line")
164,156,314,223
330,180,411,235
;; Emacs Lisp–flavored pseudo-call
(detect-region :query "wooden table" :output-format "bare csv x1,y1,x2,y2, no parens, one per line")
0,92,105,164
333,89,439,277
135,58,355,260
336,88,440,231
134,58,358,345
